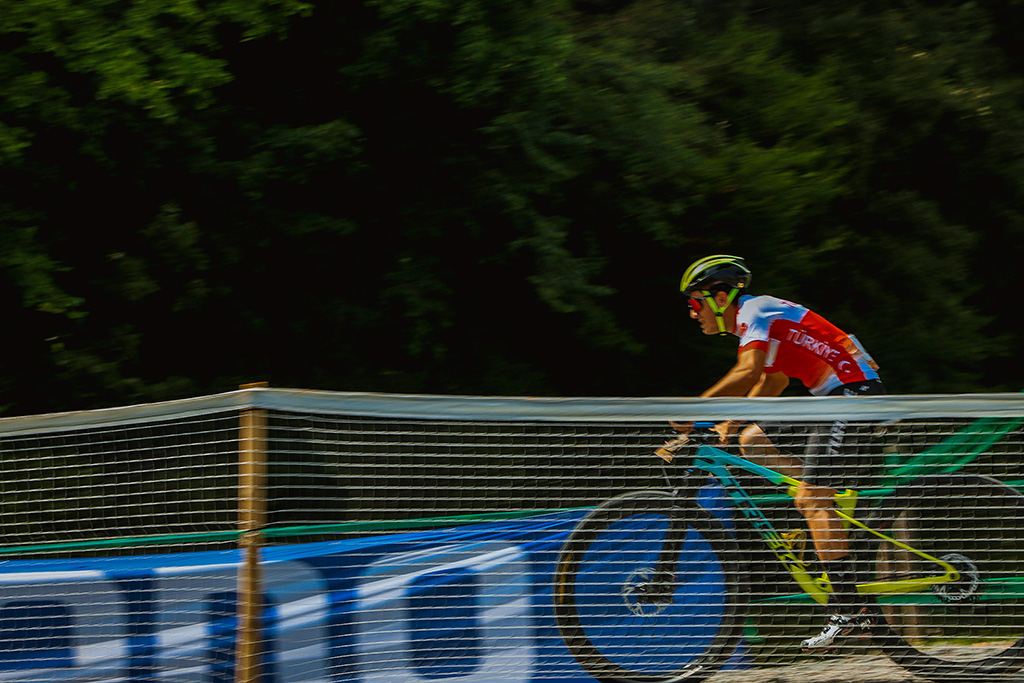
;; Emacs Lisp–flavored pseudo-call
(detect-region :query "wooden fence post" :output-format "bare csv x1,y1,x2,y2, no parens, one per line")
237,381,268,683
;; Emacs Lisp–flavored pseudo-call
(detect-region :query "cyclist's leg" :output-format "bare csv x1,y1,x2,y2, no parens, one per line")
797,479,868,650
737,423,805,480
748,417,871,650
799,420,861,597
795,482,847,561
798,387,885,650
800,380,886,570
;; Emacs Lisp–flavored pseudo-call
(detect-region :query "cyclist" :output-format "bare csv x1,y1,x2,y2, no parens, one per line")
674,254,885,652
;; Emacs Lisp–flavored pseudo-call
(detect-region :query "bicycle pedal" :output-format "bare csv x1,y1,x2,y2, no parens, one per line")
780,529,808,562
780,529,806,545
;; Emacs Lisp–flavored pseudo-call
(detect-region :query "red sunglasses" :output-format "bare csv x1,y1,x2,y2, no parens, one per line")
687,294,709,314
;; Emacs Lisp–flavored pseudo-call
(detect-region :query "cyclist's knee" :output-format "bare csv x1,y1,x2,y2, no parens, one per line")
737,424,771,454
794,483,837,516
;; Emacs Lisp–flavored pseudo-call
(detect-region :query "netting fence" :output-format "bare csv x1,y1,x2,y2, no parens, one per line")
0,387,1022,683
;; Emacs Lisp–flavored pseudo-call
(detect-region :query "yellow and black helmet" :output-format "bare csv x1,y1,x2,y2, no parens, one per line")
680,255,752,294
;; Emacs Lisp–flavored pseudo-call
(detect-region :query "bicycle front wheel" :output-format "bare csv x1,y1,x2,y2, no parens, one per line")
863,473,1024,682
553,490,745,683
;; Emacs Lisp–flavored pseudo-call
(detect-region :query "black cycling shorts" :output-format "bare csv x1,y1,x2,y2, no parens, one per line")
757,380,886,490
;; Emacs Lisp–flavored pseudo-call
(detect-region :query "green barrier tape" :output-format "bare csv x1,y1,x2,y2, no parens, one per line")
4,476,1023,555
752,481,1024,507
0,530,243,555
879,409,1024,489
261,507,583,539
755,576,1024,605
0,507,583,555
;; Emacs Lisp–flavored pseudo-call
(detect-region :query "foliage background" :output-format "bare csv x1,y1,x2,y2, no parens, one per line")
2,0,1023,416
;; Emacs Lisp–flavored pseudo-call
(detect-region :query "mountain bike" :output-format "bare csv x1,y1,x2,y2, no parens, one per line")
552,424,1024,683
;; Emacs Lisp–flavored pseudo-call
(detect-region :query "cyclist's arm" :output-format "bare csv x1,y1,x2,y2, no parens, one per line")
671,349,788,437
700,347,768,398
703,350,788,443
748,369,790,397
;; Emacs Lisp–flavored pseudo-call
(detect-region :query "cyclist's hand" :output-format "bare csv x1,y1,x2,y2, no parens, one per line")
658,422,694,462
712,420,743,445
668,421,693,434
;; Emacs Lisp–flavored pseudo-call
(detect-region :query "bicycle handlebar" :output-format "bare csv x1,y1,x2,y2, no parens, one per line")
654,421,719,463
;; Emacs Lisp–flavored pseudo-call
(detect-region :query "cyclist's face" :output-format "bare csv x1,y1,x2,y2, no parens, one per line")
687,290,731,335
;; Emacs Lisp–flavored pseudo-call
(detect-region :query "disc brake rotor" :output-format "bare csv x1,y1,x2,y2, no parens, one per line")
622,567,674,616
932,552,980,603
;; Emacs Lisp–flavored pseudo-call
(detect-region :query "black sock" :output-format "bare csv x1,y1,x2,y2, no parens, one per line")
824,557,861,612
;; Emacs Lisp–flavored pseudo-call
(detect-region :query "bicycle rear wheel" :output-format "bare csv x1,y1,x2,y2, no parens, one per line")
553,490,745,683
863,473,1024,682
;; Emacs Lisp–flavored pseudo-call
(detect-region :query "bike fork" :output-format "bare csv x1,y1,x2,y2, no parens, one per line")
638,514,695,601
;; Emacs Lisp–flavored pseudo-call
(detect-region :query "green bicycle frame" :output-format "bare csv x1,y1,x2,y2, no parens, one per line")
692,444,960,606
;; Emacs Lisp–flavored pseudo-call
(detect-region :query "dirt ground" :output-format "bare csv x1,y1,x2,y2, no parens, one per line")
706,654,922,682
705,647,1024,682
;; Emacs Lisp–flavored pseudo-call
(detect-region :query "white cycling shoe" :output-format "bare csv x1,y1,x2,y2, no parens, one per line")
801,610,874,652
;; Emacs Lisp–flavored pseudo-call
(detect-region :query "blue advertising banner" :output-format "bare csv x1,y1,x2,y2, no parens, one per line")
0,489,749,682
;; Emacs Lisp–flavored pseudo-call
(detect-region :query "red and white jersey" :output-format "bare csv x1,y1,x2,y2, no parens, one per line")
734,295,880,396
